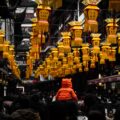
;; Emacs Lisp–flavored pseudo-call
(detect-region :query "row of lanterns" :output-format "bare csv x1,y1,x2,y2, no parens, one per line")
26,3,51,79
26,0,120,79
0,31,20,79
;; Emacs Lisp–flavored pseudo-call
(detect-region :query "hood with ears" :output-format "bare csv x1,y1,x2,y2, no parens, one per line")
61,78,72,88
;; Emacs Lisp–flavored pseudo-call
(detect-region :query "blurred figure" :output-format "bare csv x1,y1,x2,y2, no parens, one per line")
114,108,120,120
55,78,78,102
49,78,78,120
10,109,41,120
88,110,106,120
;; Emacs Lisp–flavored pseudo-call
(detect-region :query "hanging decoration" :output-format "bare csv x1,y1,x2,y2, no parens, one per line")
83,0,100,33
81,43,90,71
32,1,120,81
0,31,21,79
68,21,83,47
105,18,119,44
36,5,51,33
117,33,120,54
91,33,101,62
61,32,71,53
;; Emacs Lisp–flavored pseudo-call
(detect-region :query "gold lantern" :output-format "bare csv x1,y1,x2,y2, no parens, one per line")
83,0,100,32
61,32,71,53
81,43,90,61
99,53,105,64
57,42,64,58
90,58,96,68
36,5,51,33
105,18,119,44
117,33,120,53
91,33,101,47
68,21,83,46
31,18,39,36
67,53,73,66
9,45,14,55
109,47,116,62
78,63,83,72
51,48,58,58
3,41,10,53
81,43,89,71
0,31,4,44
101,43,111,60
73,48,80,57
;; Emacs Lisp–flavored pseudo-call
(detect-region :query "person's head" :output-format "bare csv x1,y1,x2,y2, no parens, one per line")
114,108,120,120
88,110,106,120
10,109,41,120
61,78,72,88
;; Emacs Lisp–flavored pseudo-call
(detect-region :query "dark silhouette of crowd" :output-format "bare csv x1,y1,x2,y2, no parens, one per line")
0,79,120,120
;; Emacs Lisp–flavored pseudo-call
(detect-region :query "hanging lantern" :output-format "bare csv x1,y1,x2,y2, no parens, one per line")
105,18,119,44
51,48,58,58
101,43,111,60
67,53,73,66
31,18,39,36
68,21,83,46
81,43,90,61
99,52,105,64
57,42,64,58
91,33,101,47
36,5,51,33
0,31,5,44
3,52,9,58
65,68,71,75
77,63,83,72
61,32,71,53
9,45,14,55
109,47,116,62
90,58,96,68
73,48,80,57
117,33,120,54
3,41,10,52
83,0,100,32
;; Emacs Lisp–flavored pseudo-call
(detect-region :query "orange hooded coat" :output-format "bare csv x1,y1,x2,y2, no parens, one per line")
56,79,78,102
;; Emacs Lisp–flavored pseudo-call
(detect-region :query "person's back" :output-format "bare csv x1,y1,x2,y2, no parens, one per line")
50,78,78,120
55,78,78,102
10,109,41,120
88,110,106,120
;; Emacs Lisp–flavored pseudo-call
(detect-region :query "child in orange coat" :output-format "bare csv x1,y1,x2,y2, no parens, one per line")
55,78,78,102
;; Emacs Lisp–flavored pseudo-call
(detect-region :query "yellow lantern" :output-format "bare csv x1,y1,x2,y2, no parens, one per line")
0,31,5,44
3,52,9,58
90,58,96,68
31,18,39,36
74,57,80,64
0,44,3,51
99,52,105,64
91,33,101,47
51,48,58,58
81,43,90,61
61,32,71,53
36,5,51,33
117,33,120,54
3,41,10,52
68,21,83,46
105,18,119,44
83,0,100,32
57,42,64,58
67,53,73,66
109,47,116,62
101,43,111,60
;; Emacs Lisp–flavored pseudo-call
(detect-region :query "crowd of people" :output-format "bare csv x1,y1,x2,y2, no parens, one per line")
0,78,120,120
